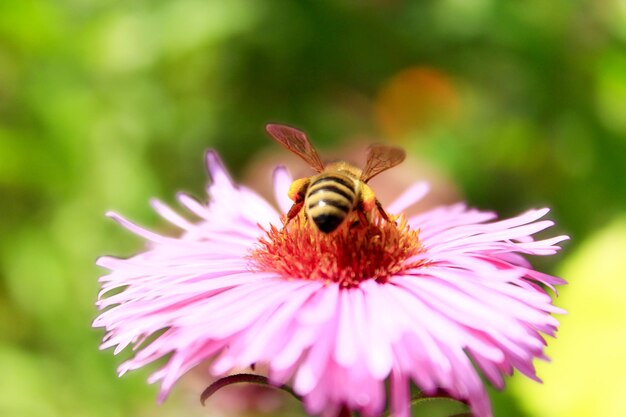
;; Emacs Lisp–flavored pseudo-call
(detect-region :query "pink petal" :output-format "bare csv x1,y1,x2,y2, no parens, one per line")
273,165,294,214
386,181,429,214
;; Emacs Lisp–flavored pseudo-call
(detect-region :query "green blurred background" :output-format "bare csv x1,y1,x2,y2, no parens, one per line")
1,1,625,416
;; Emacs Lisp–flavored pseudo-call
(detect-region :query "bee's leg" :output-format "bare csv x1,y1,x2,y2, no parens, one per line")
356,208,369,227
375,199,397,225
284,198,304,226
348,203,369,230
284,178,310,227
360,183,387,222
375,199,390,221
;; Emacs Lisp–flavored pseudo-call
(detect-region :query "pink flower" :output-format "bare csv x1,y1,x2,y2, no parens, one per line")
94,151,567,417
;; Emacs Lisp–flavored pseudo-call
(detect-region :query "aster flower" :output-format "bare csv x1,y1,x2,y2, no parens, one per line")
94,151,567,417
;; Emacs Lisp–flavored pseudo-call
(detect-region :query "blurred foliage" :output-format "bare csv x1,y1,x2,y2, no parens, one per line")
0,0,625,416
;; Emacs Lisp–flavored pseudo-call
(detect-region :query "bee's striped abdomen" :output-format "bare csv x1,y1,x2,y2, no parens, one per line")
306,174,357,233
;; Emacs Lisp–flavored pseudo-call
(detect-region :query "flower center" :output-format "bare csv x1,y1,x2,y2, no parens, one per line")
250,213,425,288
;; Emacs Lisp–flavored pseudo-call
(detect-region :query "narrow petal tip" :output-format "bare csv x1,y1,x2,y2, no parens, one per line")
205,149,235,188
272,165,294,214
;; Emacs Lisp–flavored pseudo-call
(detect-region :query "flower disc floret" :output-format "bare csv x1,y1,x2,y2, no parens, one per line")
251,215,425,288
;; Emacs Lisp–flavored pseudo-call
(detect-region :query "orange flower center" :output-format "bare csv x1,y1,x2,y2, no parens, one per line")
250,213,425,288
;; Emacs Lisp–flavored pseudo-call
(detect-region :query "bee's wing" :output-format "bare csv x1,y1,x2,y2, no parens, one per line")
360,144,406,183
266,124,325,173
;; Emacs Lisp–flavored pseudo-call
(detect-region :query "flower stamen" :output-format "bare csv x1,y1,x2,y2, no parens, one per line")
250,213,425,288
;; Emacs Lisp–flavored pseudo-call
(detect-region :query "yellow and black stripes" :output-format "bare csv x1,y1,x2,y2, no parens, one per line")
305,174,357,233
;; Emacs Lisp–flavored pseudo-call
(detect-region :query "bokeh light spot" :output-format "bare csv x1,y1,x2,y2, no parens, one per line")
374,67,460,141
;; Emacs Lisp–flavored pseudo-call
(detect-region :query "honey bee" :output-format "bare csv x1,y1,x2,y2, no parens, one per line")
266,124,406,233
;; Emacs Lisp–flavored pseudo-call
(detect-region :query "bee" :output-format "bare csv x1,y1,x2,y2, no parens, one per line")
265,124,406,234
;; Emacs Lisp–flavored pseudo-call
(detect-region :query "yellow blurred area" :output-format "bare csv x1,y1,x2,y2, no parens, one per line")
510,216,626,417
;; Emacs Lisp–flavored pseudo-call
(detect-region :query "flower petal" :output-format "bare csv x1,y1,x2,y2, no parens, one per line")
95,151,566,417
273,165,294,214
386,181,429,214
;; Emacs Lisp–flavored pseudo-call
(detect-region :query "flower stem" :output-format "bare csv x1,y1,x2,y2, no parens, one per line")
200,373,301,405
336,405,352,417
